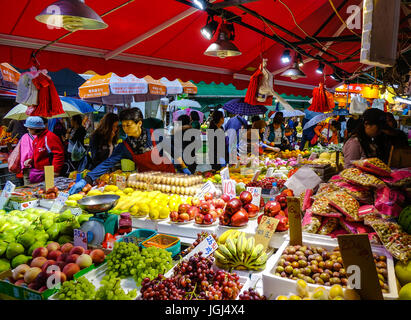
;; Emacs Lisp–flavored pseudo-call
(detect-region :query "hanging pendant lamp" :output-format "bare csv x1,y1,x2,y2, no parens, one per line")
204,23,241,58
35,0,108,32
281,62,306,80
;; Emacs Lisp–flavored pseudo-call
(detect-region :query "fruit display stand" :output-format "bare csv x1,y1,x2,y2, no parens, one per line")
131,216,167,231
157,219,219,239
261,235,398,300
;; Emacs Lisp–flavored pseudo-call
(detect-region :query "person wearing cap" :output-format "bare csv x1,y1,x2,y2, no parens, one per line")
23,116,65,183
342,108,388,168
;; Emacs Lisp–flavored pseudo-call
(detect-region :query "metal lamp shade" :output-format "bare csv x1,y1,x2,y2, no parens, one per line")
281,62,306,80
204,31,242,58
35,0,108,32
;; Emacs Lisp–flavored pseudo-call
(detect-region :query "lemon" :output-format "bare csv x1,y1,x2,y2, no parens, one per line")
276,295,288,300
123,188,134,194
87,189,103,196
68,194,83,201
104,185,118,192
329,284,344,299
159,207,170,219
65,200,78,207
149,208,160,220
288,295,302,300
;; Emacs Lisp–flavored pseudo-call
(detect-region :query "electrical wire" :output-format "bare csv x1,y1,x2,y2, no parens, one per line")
328,0,362,38
277,0,361,58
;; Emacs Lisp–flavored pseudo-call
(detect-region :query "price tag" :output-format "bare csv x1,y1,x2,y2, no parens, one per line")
0,181,15,209
195,181,217,200
71,207,83,216
266,167,274,178
74,229,87,250
122,236,139,244
165,235,218,278
222,179,236,199
252,170,261,182
286,197,302,246
44,166,54,191
246,187,262,207
337,234,384,300
50,192,69,213
116,175,127,190
254,216,279,249
220,167,230,181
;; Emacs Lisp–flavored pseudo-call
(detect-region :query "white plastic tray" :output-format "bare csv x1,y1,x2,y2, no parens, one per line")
157,219,218,238
262,236,398,300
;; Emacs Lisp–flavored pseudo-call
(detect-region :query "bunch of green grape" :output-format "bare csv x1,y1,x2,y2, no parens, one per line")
95,275,137,300
106,241,141,278
132,247,173,286
56,277,96,300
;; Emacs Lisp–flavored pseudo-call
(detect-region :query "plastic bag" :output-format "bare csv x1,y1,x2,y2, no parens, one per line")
374,186,405,218
331,181,373,203
382,168,411,187
71,141,86,162
340,168,385,188
358,205,380,219
311,197,342,217
339,218,373,234
8,140,21,174
353,158,391,177
313,183,339,199
327,191,361,221
302,209,322,233
318,217,339,235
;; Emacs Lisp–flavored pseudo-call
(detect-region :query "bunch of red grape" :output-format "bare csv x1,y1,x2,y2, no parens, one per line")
246,177,286,190
238,288,267,300
180,232,218,257
140,253,243,300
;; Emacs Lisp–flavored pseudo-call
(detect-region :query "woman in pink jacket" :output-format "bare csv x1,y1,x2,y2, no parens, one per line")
19,132,35,185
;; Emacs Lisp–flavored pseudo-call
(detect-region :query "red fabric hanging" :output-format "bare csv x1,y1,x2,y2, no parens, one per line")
308,82,333,112
244,67,273,106
31,73,64,118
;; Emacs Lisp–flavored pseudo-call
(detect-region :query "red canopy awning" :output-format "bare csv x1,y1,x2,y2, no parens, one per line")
0,0,381,97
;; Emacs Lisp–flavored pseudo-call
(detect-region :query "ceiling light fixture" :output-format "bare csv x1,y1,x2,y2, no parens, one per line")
281,49,291,64
35,0,108,32
316,62,325,75
296,53,304,67
193,0,206,10
201,15,219,40
204,22,241,58
281,61,307,80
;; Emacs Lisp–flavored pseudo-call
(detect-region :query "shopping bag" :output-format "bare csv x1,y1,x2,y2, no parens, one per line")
8,140,21,174
29,168,45,183
71,141,86,162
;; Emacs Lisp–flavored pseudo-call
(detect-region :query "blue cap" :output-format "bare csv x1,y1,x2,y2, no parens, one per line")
24,116,45,129
272,182,277,187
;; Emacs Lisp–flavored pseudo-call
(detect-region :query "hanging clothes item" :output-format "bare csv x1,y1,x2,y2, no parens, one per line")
349,94,368,115
308,83,334,113
16,73,38,106
372,98,385,111
245,59,273,106
31,72,64,118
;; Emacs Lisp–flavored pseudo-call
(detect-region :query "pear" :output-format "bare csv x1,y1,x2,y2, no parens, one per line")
0,258,10,273
11,254,31,269
18,231,36,249
6,242,25,260
0,240,7,257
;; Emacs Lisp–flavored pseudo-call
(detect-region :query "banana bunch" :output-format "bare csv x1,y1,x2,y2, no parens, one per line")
217,229,242,245
214,232,269,271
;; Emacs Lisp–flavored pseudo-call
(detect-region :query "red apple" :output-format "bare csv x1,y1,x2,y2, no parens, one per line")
207,200,215,211
225,198,242,215
214,198,226,209
204,192,213,201
90,249,105,264
62,263,80,280
239,191,253,205
230,208,249,227
203,214,213,225
244,203,259,218
264,201,281,217
191,197,200,206
47,250,62,261
220,194,231,202
187,206,199,219
178,203,191,214
198,202,210,215
61,243,74,254
209,210,217,221
179,213,190,222
215,208,224,217
219,213,231,226
170,211,179,222
32,247,48,259
195,213,204,224
69,246,85,256
66,254,79,264
257,214,263,224
260,197,265,209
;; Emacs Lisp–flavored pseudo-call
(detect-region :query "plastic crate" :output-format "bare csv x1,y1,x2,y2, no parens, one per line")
141,234,181,257
117,228,157,247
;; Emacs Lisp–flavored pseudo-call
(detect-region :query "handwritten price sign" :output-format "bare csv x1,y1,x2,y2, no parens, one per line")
246,187,262,207
286,197,302,246
0,181,15,210
74,229,87,250
222,179,236,199
254,216,279,249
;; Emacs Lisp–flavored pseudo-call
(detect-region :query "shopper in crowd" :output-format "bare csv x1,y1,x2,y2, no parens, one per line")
66,114,87,148
225,113,248,156
380,112,409,152
190,111,201,130
69,108,175,194
208,110,227,171
267,112,287,149
19,131,36,185
7,119,27,140
52,118,67,144
342,108,388,168
171,115,198,175
328,120,341,145
338,116,347,140
345,116,361,141
23,116,65,183
89,113,119,169
385,112,397,129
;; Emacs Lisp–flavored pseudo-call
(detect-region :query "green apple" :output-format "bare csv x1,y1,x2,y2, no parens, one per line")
395,261,411,286
399,283,411,300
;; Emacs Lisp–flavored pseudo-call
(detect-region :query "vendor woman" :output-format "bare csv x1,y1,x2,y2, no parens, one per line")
69,108,175,194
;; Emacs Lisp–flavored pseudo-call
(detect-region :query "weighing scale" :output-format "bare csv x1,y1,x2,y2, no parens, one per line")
77,195,119,245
